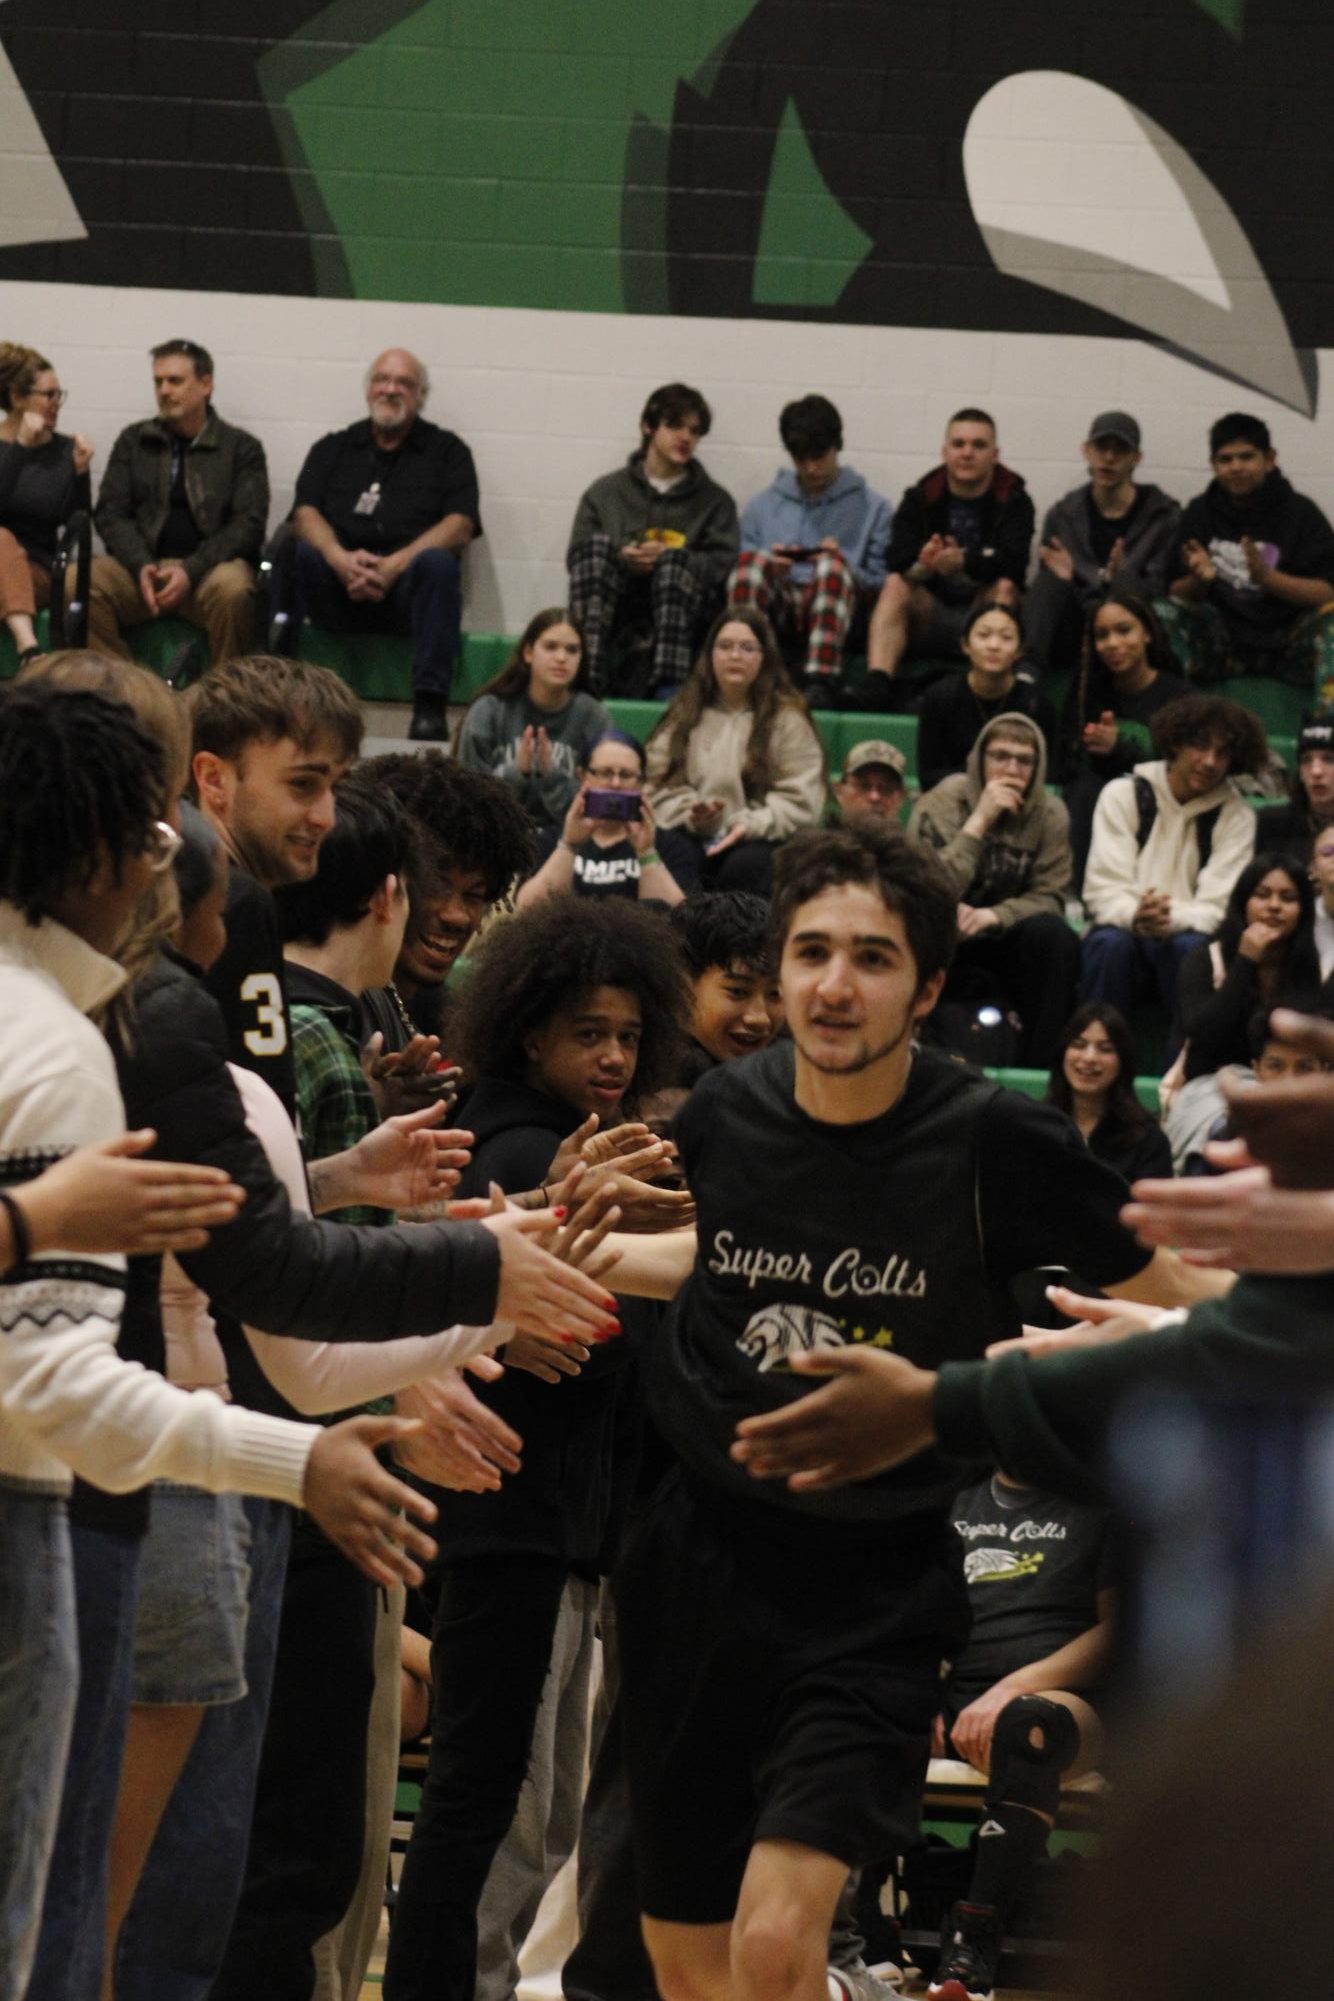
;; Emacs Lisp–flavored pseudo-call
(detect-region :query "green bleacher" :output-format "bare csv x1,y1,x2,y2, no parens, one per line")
0,617,1306,789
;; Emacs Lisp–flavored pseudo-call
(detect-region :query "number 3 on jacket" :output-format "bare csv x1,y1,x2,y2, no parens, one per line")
240,972,288,1058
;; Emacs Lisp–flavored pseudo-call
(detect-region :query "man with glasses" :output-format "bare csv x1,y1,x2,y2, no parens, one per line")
908,713,1081,1065
830,740,908,828
90,339,269,668
292,348,482,742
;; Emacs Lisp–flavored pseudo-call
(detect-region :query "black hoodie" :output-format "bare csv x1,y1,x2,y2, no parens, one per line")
1173,471,1334,649
427,1075,627,1566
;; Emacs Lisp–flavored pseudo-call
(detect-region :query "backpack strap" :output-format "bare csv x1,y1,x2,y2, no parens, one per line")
1196,804,1222,870
1133,774,1157,849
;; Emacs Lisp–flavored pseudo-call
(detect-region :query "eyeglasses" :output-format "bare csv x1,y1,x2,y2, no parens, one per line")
31,387,67,406
986,748,1037,771
145,820,184,874
586,767,640,785
715,640,763,657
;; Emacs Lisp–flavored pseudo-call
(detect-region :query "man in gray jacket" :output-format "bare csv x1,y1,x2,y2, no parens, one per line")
89,339,268,667
1021,412,1180,680
908,711,1080,1064
566,383,738,697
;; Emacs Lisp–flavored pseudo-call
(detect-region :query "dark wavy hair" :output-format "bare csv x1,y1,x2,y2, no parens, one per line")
452,606,590,750
0,682,165,924
1151,693,1267,776
1213,852,1322,1003
1047,1001,1158,1156
451,895,689,1106
647,605,819,798
670,891,775,980
358,748,535,903
771,823,957,990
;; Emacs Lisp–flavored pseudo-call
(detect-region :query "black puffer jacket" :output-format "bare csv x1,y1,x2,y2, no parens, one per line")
122,951,500,1419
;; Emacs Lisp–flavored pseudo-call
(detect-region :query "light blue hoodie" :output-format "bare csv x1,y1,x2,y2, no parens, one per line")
738,462,893,589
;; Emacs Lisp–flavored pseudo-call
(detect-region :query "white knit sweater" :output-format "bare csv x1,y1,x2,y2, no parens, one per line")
0,905,315,1502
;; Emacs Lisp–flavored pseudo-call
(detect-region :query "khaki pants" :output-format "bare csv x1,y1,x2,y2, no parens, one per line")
85,552,257,666
311,1583,404,2001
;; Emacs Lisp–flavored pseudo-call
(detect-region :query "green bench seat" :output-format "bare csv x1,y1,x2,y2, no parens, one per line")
989,1067,1162,1114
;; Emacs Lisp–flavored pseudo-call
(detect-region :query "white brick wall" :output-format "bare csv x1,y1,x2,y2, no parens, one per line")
13,278,1332,641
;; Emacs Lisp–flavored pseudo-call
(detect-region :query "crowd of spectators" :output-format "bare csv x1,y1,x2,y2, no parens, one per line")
3,328,1334,2001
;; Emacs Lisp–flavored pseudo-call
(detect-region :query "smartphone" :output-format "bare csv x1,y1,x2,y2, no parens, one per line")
584,787,642,821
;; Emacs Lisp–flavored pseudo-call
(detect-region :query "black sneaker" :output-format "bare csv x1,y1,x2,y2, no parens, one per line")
926,1901,1001,2001
801,673,848,712
408,699,449,741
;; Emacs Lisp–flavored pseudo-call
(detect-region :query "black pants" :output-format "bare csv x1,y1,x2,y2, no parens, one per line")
383,1553,569,2001
210,1521,377,2001
949,913,1082,1069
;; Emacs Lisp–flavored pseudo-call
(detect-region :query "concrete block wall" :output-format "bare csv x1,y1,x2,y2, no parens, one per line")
15,280,1334,645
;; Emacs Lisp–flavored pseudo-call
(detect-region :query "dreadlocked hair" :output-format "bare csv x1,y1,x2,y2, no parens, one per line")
357,748,536,903
647,605,817,799
451,895,689,1107
0,681,166,925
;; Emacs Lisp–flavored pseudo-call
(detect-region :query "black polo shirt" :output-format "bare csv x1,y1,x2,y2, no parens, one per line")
293,415,482,555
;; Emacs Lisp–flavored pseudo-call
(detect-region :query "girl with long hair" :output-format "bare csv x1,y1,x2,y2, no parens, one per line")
1176,851,1324,1080
455,607,611,836
644,605,825,892
1047,1000,1172,1181
1057,590,1191,883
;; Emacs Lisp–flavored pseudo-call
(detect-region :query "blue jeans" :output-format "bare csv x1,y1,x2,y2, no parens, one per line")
26,1520,143,2001
0,1484,78,2001
293,540,463,698
1079,924,1210,1061
113,1497,292,2001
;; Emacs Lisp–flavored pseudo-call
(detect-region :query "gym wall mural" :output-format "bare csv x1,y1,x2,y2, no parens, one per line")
2,0,1323,414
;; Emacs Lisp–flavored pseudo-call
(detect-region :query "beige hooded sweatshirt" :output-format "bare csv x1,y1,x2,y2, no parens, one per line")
907,711,1072,929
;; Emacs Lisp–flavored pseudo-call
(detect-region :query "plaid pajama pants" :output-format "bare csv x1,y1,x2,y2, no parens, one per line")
567,534,712,694
727,547,861,677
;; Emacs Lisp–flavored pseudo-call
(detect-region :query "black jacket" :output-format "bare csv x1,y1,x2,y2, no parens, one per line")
885,463,1035,591
426,1075,626,1567
1171,471,1334,649
94,407,269,583
121,953,500,1409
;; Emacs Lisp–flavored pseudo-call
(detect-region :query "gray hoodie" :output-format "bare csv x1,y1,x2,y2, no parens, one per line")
907,712,1072,928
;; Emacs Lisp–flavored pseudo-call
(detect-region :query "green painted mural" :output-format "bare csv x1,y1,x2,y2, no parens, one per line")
3,0,1325,412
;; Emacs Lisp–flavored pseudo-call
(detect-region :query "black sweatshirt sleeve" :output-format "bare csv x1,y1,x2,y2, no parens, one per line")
127,975,500,1337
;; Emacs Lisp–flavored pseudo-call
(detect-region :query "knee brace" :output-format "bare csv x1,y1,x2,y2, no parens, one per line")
984,1695,1080,1818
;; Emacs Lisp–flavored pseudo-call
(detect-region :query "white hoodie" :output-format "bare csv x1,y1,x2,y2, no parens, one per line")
0,905,315,1501
1082,759,1255,935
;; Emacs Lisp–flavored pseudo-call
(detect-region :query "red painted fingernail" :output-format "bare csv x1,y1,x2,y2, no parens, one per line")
552,1205,567,1220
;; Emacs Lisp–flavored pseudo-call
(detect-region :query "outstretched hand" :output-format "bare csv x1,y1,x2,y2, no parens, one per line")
730,1346,938,1491
347,1103,473,1210
303,1415,438,1588
983,1289,1173,1359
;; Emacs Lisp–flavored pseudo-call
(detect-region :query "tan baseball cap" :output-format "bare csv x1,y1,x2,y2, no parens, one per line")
842,739,907,781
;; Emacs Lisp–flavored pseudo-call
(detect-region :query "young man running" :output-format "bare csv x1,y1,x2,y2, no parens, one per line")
602,821,1214,2001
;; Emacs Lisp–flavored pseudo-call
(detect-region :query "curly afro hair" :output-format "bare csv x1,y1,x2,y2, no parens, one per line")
1151,694,1268,778
357,749,535,903
451,895,689,1105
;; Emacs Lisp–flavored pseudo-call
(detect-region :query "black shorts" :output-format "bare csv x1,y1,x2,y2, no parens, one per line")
613,1469,970,1925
